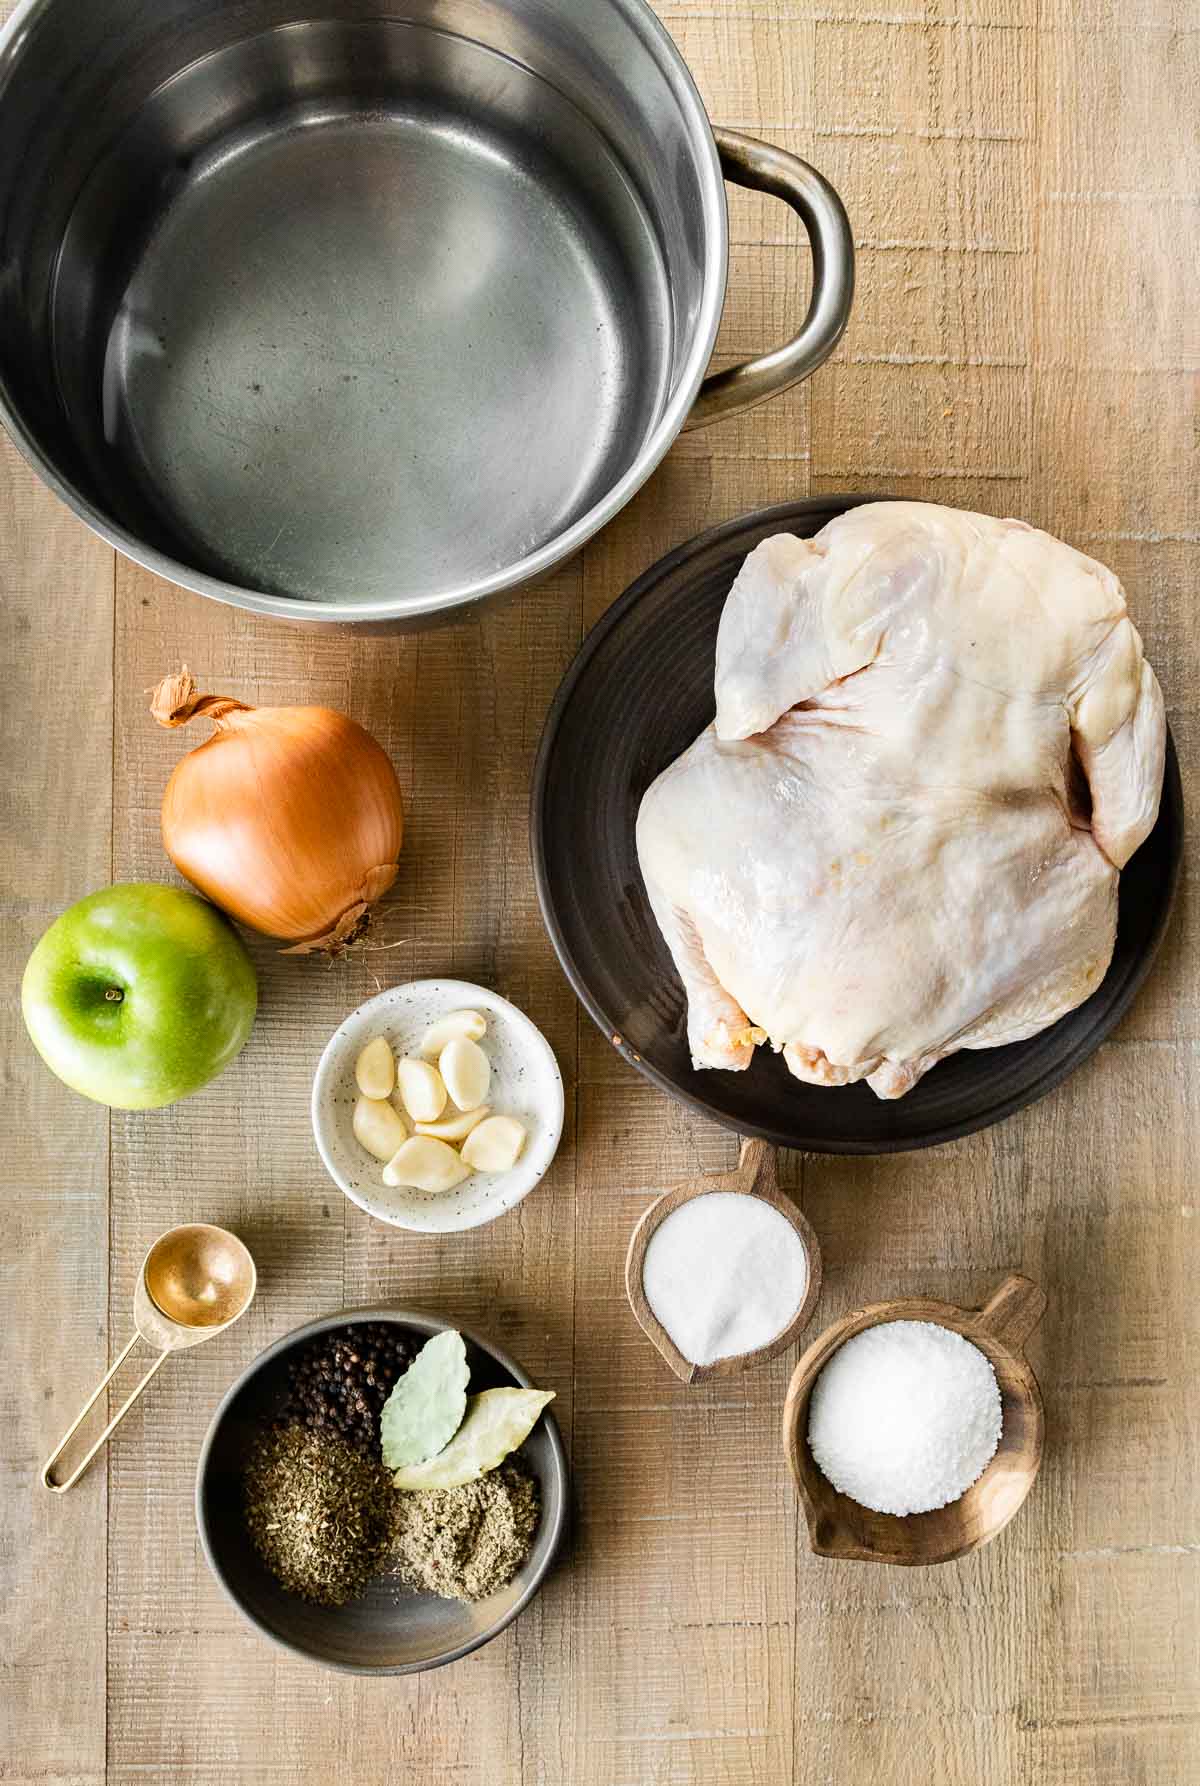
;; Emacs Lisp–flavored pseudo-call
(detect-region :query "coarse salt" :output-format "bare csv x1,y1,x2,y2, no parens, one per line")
807,1319,1002,1516
641,1192,809,1367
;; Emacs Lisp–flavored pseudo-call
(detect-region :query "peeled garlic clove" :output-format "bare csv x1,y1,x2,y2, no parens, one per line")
419,1009,487,1058
415,1105,491,1142
439,1036,491,1112
382,1135,470,1193
353,1095,408,1162
460,1114,526,1173
395,1057,447,1124
355,1035,395,1099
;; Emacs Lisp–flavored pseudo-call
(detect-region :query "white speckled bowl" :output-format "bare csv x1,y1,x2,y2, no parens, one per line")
312,981,564,1233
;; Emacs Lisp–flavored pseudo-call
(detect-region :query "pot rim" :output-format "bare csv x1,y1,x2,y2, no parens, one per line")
0,0,728,622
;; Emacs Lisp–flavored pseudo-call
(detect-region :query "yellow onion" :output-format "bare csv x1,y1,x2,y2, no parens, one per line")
151,668,403,954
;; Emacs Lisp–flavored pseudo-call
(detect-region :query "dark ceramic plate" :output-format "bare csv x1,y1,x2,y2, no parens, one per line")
196,1308,567,1673
531,497,1183,1153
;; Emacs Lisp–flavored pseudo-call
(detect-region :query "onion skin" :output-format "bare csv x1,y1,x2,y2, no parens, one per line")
152,670,403,953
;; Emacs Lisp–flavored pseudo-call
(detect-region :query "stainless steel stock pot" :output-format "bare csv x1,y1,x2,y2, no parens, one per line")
0,0,853,623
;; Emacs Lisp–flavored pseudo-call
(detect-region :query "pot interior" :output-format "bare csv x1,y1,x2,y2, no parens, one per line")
0,0,721,612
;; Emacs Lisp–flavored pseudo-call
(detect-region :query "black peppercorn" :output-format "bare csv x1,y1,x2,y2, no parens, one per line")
279,1322,414,1459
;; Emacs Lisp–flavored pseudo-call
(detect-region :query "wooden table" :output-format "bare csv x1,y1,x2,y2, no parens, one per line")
4,1,1197,1780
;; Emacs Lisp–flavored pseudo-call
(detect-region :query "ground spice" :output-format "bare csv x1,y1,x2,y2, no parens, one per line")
244,1423,394,1605
280,1321,413,1458
391,1460,540,1602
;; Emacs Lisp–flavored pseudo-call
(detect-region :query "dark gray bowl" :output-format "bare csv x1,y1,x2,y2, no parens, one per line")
196,1308,567,1673
531,497,1183,1154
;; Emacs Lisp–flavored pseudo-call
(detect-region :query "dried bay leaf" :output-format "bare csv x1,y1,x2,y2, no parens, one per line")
380,1329,470,1469
392,1388,555,1491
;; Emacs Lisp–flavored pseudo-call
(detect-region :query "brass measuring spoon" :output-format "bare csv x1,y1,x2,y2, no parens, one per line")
42,1223,256,1493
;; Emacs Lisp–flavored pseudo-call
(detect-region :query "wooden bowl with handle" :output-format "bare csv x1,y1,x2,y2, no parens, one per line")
626,1138,822,1383
782,1273,1046,1564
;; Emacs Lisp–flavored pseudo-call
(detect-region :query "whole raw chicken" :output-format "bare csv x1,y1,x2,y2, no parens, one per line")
636,502,1166,1099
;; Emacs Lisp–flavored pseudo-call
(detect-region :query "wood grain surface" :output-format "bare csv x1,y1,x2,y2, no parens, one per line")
1,0,1197,1781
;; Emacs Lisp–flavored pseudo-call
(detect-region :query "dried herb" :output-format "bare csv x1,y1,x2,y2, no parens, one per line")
243,1423,394,1606
391,1388,555,1491
391,1459,541,1602
380,1329,470,1470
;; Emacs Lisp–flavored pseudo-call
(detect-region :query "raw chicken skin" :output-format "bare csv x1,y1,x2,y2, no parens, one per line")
636,502,1166,1099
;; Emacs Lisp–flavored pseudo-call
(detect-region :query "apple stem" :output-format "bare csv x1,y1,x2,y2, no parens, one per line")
104,988,123,1003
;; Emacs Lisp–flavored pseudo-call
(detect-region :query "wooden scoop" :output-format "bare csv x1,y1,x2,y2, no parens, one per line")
625,1138,822,1383
782,1273,1047,1564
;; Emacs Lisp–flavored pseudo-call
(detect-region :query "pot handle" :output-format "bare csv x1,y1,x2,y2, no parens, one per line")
685,128,854,431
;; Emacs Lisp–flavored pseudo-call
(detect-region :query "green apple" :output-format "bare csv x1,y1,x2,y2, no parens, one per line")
21,883,257,1110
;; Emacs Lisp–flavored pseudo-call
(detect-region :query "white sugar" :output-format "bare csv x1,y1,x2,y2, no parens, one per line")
642,1192,809,1367
807,1320,1002,1516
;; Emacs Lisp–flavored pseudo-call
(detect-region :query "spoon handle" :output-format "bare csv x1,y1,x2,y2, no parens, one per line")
973,1274,1047,1352
41,1334,170,1493
733,1137,778,1197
